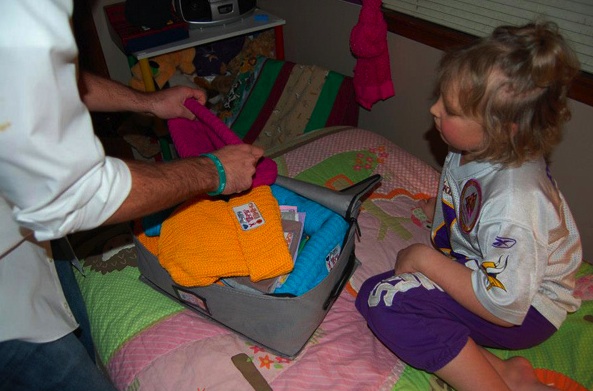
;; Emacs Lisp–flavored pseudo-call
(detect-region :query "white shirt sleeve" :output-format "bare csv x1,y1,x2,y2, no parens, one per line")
0,0,132,241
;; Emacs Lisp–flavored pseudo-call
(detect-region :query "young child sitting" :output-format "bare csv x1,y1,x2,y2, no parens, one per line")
356,21,582,391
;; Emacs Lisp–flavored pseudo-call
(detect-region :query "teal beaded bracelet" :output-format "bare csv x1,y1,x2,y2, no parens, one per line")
201,153,226,196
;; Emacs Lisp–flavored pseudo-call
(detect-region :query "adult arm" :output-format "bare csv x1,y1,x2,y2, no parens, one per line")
103,144,263,225
78,71,207,120
77,73,264,225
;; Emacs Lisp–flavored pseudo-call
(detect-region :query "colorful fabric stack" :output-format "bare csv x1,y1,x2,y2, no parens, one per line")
219,57,359,150
138,99,293,287
271,184,349,296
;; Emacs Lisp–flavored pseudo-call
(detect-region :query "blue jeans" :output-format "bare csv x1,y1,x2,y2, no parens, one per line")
0,333,117,391
0,239,117,390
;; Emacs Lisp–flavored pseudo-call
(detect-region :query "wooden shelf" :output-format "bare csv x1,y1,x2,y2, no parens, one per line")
132,9,285,60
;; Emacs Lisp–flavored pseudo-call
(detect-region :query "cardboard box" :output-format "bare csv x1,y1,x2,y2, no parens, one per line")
105,2,189,55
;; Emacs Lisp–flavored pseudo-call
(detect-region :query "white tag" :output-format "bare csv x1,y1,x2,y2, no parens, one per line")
233,202,265,231
325,244,341,271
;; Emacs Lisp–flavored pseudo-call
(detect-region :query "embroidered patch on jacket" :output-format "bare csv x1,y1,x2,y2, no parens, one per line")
233,202,265,231
460,179,482,233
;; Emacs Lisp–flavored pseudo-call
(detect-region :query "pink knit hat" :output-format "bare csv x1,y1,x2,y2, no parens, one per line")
350,0,395,110
168,99,277,187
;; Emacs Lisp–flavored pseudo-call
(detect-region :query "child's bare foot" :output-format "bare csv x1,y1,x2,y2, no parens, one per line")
502,356,558,390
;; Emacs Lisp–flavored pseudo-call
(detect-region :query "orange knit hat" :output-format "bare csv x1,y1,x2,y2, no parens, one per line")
227,186,293,282
158,187,293,287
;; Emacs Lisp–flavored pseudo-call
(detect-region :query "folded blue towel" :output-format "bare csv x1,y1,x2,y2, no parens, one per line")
271,184,349,296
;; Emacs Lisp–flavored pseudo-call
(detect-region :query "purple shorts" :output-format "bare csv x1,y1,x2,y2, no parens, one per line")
355,271,556,372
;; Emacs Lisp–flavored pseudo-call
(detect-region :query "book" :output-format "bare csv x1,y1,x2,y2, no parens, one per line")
282,219,304,261
280,205,298,221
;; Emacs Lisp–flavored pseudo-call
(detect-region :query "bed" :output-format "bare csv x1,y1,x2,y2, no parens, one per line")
72,59,593,391
71,125,592,390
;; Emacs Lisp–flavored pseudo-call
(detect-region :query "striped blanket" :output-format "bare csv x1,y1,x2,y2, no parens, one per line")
218,56,358,152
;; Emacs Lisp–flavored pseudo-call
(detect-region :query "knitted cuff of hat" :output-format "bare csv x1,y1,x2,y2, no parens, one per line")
158,197,249,287
271,184,350,296
227,186,294,282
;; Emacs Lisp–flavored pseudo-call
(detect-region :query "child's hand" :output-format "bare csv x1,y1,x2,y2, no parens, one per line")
418,197,436,223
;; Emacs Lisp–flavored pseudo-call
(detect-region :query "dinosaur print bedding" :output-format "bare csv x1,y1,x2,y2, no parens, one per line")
73,127,593,391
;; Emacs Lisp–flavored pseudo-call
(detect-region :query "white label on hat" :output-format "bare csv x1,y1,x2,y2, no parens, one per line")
233,202,265,231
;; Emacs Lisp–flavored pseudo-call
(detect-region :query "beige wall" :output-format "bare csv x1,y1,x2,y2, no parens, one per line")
258,0,593,262
94,0,593,261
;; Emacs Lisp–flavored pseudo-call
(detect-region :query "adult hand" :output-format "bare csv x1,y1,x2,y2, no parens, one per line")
211,144,265,195
148,85,207,120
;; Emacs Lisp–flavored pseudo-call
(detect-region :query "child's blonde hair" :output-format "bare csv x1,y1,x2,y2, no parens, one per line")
437,22,580,166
